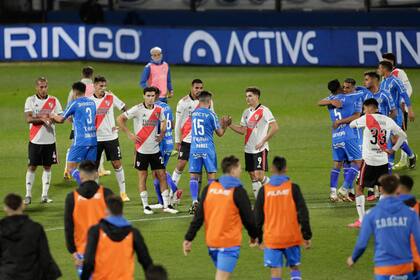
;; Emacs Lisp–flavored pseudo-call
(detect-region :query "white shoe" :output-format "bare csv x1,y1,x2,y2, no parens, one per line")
329,191,339,202
149,204,163,209
337,187,352,202
163,205,178,214
41,196,53,203
143,206,154,215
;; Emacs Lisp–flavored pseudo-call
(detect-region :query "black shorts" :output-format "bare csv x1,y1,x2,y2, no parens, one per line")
28,142,58,166
245,150,268,172
97,139,122,162
359,162,389,189
134,152,165,171
178,141,191,161
69,129,74,140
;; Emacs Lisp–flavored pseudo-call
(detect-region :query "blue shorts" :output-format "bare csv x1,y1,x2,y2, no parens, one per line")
332,139,362,162
160,140,174,167
68,145,97,163
375,273,413,280
264,246,301,268
208,246,240,273
189,152,217,173
159,97,168,103
396,109,404,128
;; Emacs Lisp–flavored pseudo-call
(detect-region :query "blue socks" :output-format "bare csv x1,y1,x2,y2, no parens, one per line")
291,270,302,280
272,278,281,280
343,164,359,190
330,168,340,190
190,178,199,202
70,169,81,185
208,178,216,185
153,178,164,205
401,141,414,157
166,172,178,193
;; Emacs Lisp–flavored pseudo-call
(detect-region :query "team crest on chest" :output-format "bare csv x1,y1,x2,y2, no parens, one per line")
49,102,54,108
105,100,110,107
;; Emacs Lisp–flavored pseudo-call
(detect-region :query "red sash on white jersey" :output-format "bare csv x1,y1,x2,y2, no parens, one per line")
29,97,56,141
95,95,113,129
135,107,162,150
181,103,200,141
366,114,387,151
245,108,264,145
391,68,399,78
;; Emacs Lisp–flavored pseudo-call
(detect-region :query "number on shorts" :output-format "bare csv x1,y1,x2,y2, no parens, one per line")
257,156,262,168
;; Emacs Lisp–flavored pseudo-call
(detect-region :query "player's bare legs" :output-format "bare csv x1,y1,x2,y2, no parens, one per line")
270,267,282,279
110,159,129,202
215,270,231,280
98,152,111,177
248,170,269,199
172,158,188,186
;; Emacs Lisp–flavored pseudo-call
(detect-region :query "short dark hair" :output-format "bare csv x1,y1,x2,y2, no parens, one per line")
344,78,356,85
82,66,94,78
144,86,158,95
191,79,203,85
94,75,106,83
198,90,212,101
382,53,396,65
150,86,160,96
79,160,97,173
379,60,393,72
245,87,261,97
146,265,168,280
379,174,400,194
221,155,240,174
272,156,287,172
364,71,380,80
363,98,379,109
400,175,414,191
327,79,341,94
4,193,22,211
106,196,123,216
72,81,86,95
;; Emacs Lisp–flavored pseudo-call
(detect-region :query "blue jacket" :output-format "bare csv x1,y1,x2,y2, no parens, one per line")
139,60,173,91
352,196,420,267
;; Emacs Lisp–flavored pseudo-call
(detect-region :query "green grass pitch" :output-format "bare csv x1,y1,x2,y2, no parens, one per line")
0,62,419,279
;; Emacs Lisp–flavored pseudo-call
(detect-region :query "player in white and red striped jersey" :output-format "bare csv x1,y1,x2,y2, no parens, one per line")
348,98,407,228
117,87,178,215
382,53,415,169
23,77,63,205
64,66,103,180
172,79,214,189
89,76,130,202
228,87,278,198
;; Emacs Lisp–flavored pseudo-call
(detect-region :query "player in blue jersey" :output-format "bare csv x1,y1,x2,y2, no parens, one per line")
149,87,183,209
378,60,417,170
348,174,420,280
52,82,97,185
318,79,363,203
188,91,227,214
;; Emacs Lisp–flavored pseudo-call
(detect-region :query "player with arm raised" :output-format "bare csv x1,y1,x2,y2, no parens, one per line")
348,98,407,228
24,77,63,205
89,76,130,202
117,87,178,215
188,91,226,214
228,87,279,199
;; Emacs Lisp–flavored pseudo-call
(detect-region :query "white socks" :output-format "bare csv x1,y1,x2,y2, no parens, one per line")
99,152,106,172
64,148,70,171
356,195,366,222
25,170,35,197
262,176,270,185
140,191,149,208
252,181,262,199
115,167,126,193
162,189,170,208
42,170,51,197
172,169,182,186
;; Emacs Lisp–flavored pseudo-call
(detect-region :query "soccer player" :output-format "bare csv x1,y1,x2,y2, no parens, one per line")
81,196,153,280
228,87,278,199
378,60,416,169
117,87,178,215
52,82,97,185
347,174,420,279
150,87,181,209
24,77,63,205
254,156,312,280
89,75,130,202
0,193,62,279
318,79,362,202
64,160,113,276
172,79,207,190
140,46,174,103
348,98,407,228
188,91,226,214
183,155,258,280
398,175,420,279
